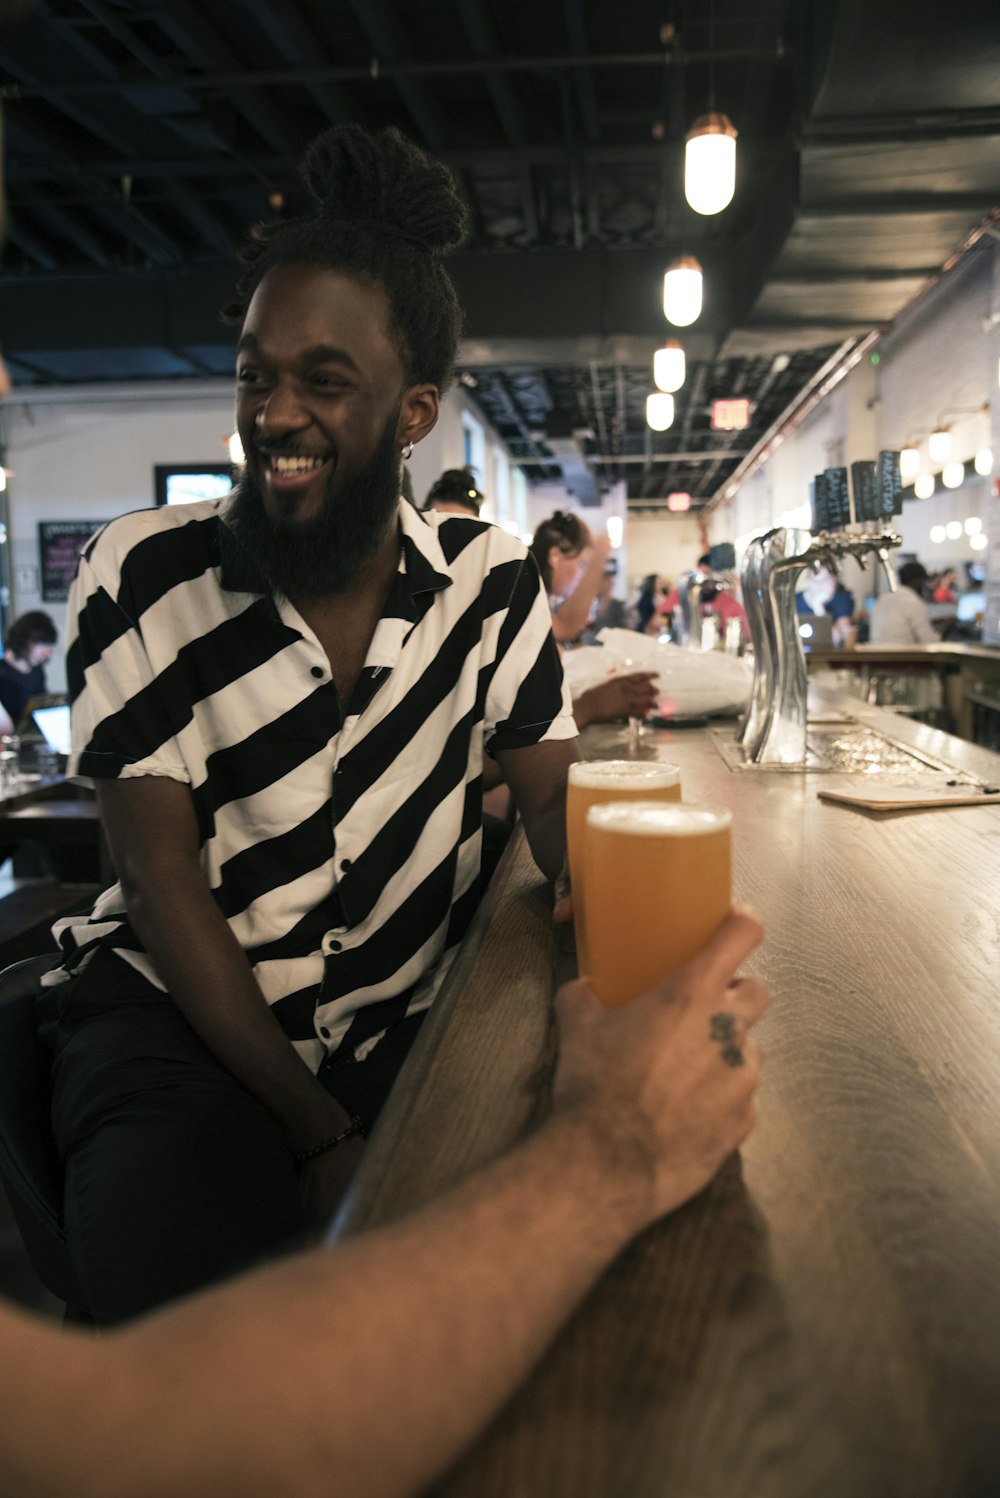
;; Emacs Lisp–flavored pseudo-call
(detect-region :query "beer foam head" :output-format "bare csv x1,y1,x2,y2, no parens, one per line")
586,801,731,836
569,759,680,791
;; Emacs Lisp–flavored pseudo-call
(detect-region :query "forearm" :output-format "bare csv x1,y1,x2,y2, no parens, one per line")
124,868,346,1148
101,1111,650,1498
551,557,605,642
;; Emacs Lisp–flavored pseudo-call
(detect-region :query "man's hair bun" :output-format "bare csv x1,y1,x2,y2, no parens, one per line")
300,124,468,256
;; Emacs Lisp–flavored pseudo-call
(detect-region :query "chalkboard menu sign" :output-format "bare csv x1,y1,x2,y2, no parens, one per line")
824,467,851,528
811,473,830,532
39,521,102,602
876,450,903,518
850,461,878,523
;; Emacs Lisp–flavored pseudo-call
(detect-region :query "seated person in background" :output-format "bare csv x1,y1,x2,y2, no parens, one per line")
423,466,485,518
1,909,767,1498
530,512,658,728
0,610,57,726
35,124,579,1328
869,561,936,645
795,564,855,646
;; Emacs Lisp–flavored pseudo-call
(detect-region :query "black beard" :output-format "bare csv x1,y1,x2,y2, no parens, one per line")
226,415,402,603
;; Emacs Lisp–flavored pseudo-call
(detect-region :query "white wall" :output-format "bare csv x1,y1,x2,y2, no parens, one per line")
715,236,999,618
625,514,706,590
525,479,629,595
1,382,518,693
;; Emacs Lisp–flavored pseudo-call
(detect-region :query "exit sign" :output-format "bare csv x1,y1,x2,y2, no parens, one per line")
711,398,751,431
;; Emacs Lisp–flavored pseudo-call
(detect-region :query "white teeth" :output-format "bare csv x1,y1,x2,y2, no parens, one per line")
271,455,326,474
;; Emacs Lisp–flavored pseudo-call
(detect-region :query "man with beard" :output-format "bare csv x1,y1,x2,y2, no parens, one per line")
36,125,578,1325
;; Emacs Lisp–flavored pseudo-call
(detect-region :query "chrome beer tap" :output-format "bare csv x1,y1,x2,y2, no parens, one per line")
740,520,902,766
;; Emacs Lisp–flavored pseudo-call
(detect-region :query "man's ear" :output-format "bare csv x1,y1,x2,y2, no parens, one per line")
399,384,439,450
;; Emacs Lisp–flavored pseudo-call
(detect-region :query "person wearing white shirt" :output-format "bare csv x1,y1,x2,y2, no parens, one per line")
869,561,936,645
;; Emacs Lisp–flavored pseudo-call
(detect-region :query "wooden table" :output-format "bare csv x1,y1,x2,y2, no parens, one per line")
339,696,1000,1498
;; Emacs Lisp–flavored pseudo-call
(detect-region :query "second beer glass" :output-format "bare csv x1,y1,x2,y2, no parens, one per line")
583,802,732,1007
567,760,681,972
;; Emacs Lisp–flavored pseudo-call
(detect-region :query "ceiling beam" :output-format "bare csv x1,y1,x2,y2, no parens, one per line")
454,0,526,148
0,46,785,100
800,194,1000,218
802,108,1000,145
239,0,358,128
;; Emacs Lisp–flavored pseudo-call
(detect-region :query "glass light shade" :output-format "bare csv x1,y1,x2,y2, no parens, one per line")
928,428,951,463
684,114,738,216
663,256,703,327
929,525,946,544
914,474,935,499
942,461,965,489
899,447,920,482
945,520,963,540
654,340,686,393
227,432,245,464
971,533,988,551
974,447,993,476
606,515,624,549
964,516,983,535
646,391,675,431
667,492,691,512
0,469,6,494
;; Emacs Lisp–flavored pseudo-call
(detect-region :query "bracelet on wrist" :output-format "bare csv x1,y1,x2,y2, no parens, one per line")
294,1116,364,1166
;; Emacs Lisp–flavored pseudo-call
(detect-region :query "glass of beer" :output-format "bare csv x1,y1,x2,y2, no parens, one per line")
567,760,681,972
582,802,732,1007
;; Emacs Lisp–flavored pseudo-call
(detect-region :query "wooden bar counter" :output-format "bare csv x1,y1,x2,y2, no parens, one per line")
338,695,1000,1498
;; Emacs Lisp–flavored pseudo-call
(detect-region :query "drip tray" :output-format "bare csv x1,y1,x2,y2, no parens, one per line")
712,721,977,780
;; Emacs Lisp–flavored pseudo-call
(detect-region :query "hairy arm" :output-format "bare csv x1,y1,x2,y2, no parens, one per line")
0,912,766,1498
96,776,351,1153
496,735,580,883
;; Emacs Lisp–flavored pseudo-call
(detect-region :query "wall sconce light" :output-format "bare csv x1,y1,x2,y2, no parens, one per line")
928,428,951,463
606,516,624,549
899,446,920,482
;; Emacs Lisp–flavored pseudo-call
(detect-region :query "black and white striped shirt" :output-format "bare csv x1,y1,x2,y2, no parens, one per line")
50,498,575,1070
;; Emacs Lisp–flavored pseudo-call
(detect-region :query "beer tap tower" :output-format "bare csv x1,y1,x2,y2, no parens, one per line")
738,452,904,767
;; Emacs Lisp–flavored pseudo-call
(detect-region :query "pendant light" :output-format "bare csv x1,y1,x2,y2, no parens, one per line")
685,113,738,215
974,447,993,475
654,339,686,393
663,256,703,327
683,0,737,216
646,392,675,431
914,474,935,500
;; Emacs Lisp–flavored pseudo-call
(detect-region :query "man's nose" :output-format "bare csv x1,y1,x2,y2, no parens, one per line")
255,381,309,436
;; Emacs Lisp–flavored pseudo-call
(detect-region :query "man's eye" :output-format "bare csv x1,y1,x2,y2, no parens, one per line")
311,374,348,390
236,367,265,385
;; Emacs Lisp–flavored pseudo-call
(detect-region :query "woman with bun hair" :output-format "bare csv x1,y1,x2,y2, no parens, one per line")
530,512,658,728
40,124,581,1323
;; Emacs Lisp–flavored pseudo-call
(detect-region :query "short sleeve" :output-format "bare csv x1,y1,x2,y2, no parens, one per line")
483,553,576,755
65,541,191,788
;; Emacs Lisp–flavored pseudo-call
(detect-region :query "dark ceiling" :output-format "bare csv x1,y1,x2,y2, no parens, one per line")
1,0,998,510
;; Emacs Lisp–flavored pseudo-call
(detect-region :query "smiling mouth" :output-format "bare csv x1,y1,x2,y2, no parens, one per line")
258,450,334,492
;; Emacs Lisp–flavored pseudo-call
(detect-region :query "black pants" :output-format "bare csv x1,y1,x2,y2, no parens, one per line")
36,949,423,1326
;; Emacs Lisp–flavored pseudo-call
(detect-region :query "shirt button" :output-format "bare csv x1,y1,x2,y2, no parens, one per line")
311,666,325,679
320,1026,331,1039
329,939,342,953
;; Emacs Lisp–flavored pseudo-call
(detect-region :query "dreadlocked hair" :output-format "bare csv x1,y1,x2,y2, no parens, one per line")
226,124,469,392
530,511,590,591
